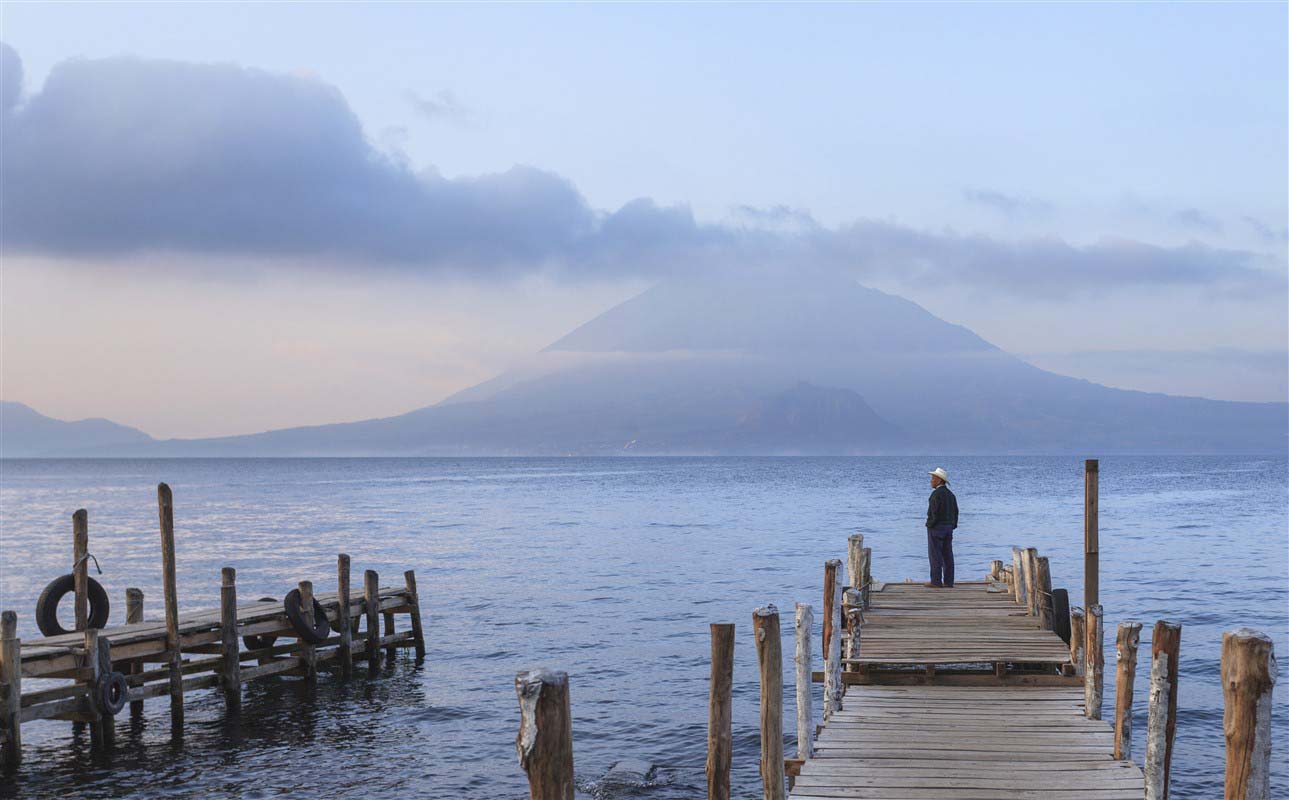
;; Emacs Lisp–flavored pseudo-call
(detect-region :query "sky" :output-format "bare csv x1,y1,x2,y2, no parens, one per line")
1,2,1286,438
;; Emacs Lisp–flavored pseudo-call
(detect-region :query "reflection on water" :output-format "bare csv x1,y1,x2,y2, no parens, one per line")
0,456,1285,799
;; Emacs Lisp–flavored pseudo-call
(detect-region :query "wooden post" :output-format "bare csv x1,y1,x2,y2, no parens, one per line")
84,628,115,750
1023,548,1039,616
1222,628,1276,800
988,559,1002,581
0,611,21,770
157,483,183,726
299,580,318,680
337,555,353,676
125,588,144,715
1011,547,1025,605
706,623,734,800
404,569,426,659
847,533,864,593
1070,607,1086,677
843,588,862,664
823,562,842,721
515,668,573,800
220,568,241,711
1113,621,1142,760
1084,604,1104,719
861,547,872,609
1145,620,1181,800
793,604,813,760
73,509,89,632
382,608,396,661
753,606,786,800
363,569,380,671
1084,459,1099,610
1035,556,1054,630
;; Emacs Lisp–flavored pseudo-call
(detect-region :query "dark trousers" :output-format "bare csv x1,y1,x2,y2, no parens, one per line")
927,526,954,587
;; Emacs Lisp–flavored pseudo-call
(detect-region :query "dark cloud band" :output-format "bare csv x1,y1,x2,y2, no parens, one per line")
0,44,1280,294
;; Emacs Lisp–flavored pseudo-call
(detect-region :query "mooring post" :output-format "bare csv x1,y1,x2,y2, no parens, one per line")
1113,621,1142,759
753,605,786,800
125,588,144,715
823,562,842,720
793,604,814,760
1,611,21,770
988,559,1003,581
403,569,426,659
157,483,184,727
83,628,113,750
1145,620,1181,799
514,668,573,800
337,555,353,676
1084,459,1099,611
298,580,318,681
861,547,872,609
1023,548,1040,617
706,623,734,800
382,607,397,662
846,533,864,593
843,588,862,665
1222,628,1275,800
1011,546,1025,605
218,568,241,711
73,509,89,632
1070,607,1086,676
1084,604,1104,719
1035,556,1054,630
363,569,380,671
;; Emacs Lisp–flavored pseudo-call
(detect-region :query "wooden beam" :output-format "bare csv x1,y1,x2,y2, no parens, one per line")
1084,604,1104,720
706,623,734,800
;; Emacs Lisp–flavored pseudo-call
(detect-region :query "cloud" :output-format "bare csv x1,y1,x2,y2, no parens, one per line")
1,48,1282,296
1,42,20,113
1242,215,1289,244
963,188,1054,220
405,89,472,124
1171,207,1224,234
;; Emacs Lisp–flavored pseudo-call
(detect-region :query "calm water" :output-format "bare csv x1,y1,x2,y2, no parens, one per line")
0,456,1285,799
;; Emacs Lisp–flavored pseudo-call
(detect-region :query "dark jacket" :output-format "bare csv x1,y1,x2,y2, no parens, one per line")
926,484,958,530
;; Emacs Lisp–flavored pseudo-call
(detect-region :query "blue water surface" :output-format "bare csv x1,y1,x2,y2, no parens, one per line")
0,456,1284,799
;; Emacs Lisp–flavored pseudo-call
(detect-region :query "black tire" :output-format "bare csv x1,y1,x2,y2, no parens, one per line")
242,596,280,652
1052,588,1071,645
96,671,129,716
35,574,110,637
283,589,331,645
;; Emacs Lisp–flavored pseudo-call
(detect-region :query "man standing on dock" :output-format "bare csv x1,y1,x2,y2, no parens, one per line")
925,467,958,588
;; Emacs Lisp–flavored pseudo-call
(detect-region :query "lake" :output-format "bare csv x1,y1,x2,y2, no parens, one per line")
0,456,1285,799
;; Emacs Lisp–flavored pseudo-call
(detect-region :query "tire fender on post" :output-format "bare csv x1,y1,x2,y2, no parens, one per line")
283,589,331,645
96,671,129,716
35,574,110,637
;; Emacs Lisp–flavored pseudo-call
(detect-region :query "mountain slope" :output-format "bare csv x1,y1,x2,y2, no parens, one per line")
0,401,155,457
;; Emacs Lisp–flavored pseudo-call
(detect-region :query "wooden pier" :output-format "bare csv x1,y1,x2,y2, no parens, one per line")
0,483,426,769
791,579,1145,799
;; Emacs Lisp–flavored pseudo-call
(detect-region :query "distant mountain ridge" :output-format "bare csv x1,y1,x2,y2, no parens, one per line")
4,276,1286,456
1,401,155,457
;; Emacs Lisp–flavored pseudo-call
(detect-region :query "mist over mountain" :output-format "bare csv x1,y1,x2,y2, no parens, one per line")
4,276,1285,456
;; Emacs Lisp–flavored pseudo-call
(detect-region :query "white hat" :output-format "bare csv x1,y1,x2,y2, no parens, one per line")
928,467,950,483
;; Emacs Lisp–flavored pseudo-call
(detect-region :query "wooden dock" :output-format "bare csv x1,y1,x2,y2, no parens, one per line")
791,579,1145,800
0,484,427,770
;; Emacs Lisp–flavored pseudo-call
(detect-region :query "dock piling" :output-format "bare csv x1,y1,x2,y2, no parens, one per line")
1070,607,1086,676
846,534,863,594
793,605,814,760
157,483,184,727
1084,459,1099,610
337,555,353,676
988,559,1002,581
1113,621,1142,759
1221,627,1275,800
1011,547,1025,605
220,568,241,711
1036,556,1054,630
404,569,426,659
706,623,734,800
1145,620,1181,800
843,588,862,665
73,509,89,632
85,628,115,750
1,611,21,769
125,589,144,714
822,561,842,720
514,668,574,800
299,581,318,681
753,605,786,800
1023,548,1039,617
1085,604,1104,719
363,570,380,671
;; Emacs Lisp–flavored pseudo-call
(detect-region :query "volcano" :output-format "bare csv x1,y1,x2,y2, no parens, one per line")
9,274,1287,455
